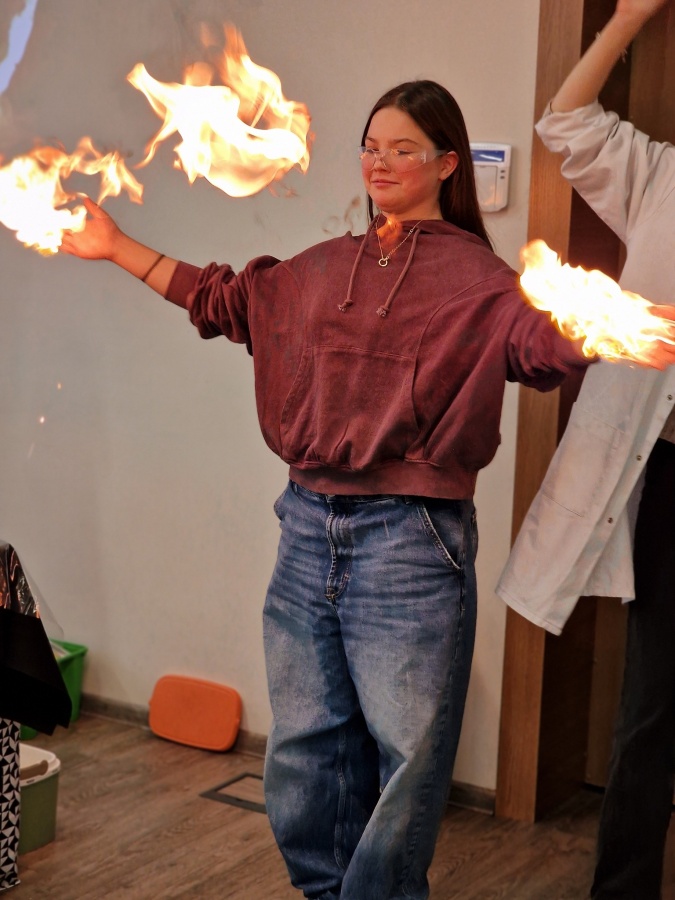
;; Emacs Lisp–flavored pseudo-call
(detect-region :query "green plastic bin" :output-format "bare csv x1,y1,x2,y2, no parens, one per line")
18,744,61,854
20,639,88,740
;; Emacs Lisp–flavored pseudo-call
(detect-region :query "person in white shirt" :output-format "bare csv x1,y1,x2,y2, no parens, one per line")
497,1,675,896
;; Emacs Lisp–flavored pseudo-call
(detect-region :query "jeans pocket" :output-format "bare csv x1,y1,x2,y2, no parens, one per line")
273,482,291,520
416,500,465,571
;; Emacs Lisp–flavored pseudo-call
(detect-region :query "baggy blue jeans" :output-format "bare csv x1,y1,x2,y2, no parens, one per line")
262,481,478,900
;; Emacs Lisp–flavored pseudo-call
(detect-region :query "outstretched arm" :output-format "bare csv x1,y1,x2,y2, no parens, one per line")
59,197,179,299
551,0,670,112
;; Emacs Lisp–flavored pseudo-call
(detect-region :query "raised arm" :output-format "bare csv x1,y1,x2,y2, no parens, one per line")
551,0,670,112
59,197,180,301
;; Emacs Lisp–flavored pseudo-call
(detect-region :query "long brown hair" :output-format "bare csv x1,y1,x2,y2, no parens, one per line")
361,80,492,248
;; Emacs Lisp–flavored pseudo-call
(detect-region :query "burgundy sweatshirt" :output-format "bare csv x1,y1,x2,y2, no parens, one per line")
166,219,588,499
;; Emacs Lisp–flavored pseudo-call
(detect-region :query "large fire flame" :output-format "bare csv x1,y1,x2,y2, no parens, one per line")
0,138,143,255
127,25,312,198
520,239,675,363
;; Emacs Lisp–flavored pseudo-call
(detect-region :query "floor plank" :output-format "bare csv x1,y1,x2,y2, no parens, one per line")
8,715,674,899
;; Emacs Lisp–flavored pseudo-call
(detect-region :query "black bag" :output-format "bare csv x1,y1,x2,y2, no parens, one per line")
0,542,71,734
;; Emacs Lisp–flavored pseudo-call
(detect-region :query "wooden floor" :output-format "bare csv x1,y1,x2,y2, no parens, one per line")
8,714,675,899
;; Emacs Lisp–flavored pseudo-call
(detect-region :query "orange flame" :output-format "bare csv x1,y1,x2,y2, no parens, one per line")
520,239,675,362
376,216,403,250
127,24,312,198
0,138,143,255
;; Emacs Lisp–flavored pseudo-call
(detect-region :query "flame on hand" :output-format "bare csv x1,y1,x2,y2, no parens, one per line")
0,138,143,255
520,239,675,363
127,24,312,198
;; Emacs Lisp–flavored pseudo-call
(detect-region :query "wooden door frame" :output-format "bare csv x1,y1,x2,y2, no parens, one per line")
496,0,674,823
494,0,631,822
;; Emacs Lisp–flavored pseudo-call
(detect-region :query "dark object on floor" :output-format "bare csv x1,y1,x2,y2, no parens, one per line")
201,772,266,814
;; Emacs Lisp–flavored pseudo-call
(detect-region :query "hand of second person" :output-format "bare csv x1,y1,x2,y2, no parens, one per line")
59,196,123,261
615,0,670,25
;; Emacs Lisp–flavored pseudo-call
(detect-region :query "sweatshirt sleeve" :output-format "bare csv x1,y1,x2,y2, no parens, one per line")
535,101,675,243
165,255,282,348
506,296,593,390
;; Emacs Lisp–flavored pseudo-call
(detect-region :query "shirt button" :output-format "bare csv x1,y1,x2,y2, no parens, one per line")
636,455,642,461
607,517,614,524
669,395,673,401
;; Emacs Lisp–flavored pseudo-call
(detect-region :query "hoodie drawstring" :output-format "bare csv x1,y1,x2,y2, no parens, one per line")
339,220,422,319
376,226,420,318
338,218,378,313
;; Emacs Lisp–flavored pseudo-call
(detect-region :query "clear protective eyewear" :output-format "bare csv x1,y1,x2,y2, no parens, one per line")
358,146,448,173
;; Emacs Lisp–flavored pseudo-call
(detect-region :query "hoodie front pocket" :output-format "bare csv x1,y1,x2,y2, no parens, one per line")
280,345,419,470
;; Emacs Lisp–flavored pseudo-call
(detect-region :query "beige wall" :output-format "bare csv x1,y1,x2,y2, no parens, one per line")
0,0,540,791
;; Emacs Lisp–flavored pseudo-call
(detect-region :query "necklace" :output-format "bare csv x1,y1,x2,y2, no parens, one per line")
375,218,422,267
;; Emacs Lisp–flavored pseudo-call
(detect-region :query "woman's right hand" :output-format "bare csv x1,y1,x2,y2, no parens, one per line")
60,196,123,261
60,195,179,297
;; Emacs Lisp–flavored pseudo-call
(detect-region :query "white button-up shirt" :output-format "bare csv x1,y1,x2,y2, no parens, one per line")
496,101,675,634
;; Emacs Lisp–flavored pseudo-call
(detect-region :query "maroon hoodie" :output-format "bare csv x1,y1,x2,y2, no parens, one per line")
167,219,588,499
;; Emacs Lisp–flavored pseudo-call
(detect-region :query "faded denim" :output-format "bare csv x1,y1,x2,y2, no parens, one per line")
263,481,478,899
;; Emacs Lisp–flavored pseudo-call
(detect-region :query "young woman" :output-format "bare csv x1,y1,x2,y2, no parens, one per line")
61,80,596,899
497,2,675,897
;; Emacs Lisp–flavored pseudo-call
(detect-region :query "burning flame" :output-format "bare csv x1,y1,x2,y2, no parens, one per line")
0,138,143,255
520,239,675,363
377,216,403,250
127,24,312,197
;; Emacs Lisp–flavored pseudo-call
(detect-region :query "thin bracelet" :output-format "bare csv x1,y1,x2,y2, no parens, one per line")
140,253,165,283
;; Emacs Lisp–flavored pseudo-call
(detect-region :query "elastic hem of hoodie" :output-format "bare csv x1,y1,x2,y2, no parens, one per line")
551,333,597,370
166,261,202,308
288,462,477,501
